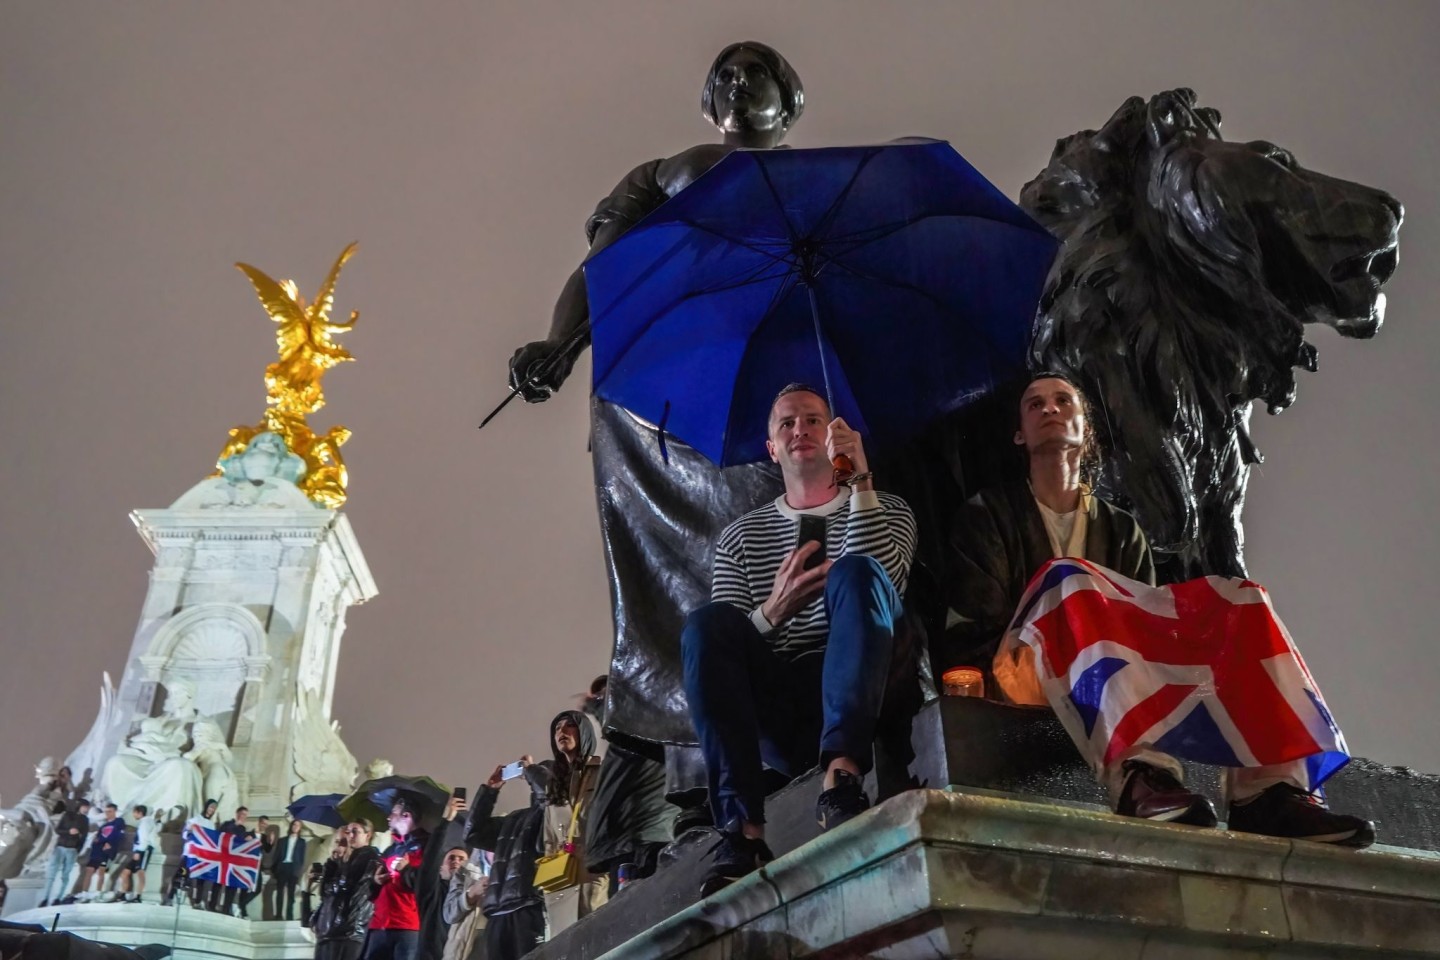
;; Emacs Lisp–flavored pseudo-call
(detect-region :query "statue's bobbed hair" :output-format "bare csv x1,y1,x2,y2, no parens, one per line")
701,41,804,129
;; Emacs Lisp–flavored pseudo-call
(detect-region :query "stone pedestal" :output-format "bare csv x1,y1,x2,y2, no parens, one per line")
3,902,317,959
586,791,1440,959
2,875,45,915
535,698,1440,959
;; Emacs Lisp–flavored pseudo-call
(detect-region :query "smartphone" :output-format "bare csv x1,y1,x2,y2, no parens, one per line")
452,786,467,802
796,515,827,570
500,761,526,781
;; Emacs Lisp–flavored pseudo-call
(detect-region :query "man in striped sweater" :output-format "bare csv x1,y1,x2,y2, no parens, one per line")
682,383,917,896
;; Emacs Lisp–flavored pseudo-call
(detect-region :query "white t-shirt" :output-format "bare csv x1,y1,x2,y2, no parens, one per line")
1036,497,1087,558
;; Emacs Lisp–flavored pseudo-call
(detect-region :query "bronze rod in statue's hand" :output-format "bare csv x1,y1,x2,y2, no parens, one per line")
477,328,589,431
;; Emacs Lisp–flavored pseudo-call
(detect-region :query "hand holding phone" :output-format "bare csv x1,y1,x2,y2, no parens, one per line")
796,515,827,570
500,761,526,781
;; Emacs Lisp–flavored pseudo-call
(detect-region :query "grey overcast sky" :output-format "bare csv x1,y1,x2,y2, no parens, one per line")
3,1,1437,808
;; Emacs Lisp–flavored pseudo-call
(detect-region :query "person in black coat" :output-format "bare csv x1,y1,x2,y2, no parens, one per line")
464,761,553,960
273,817,309,920
313,820,381,960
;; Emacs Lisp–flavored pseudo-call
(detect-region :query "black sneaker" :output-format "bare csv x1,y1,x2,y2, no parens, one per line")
699,832,773,898
815,769,871,831
1228,783,1375,848
1115,760,1218,827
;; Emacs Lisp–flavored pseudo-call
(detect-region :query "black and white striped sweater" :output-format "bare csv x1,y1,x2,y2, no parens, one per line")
712,488,917,659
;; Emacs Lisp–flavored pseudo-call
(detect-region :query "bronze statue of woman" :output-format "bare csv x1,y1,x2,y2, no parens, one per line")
503,43,804,799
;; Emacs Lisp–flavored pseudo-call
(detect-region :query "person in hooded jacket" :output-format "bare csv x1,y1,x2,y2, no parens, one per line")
464,760,552,960
541,709,608,934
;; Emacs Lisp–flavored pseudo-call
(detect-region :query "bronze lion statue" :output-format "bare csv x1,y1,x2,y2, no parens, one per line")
1022,88,1402,579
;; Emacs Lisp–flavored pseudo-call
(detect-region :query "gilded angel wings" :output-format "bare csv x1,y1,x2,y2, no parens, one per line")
235,241,360,416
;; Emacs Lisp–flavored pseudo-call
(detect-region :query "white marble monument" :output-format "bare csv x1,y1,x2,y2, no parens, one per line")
1,250,376,949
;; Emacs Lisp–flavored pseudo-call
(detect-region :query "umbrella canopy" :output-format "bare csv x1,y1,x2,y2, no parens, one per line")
338,775,450,832
585,139,1059,466
286,793,347,829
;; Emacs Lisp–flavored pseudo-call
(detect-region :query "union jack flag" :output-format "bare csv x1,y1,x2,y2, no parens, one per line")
184,826,262,891
1006,558,1349,791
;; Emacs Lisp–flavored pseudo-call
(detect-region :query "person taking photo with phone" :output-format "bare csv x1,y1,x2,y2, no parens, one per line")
681,382,917,897
463,756,551,960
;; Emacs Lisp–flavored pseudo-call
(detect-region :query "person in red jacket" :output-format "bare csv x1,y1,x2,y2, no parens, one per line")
363,794,455,960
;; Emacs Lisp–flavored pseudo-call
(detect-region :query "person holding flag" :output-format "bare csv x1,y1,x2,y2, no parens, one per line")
182,802,263,910
946,373,1375,845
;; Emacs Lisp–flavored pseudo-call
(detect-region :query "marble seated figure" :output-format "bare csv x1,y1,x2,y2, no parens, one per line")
101,679,204,824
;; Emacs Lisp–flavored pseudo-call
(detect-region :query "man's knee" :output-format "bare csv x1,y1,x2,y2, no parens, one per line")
828,554,884,586
825,555,897,607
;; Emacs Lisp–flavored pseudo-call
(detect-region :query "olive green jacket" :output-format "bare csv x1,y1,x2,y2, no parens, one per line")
942,481,1154,675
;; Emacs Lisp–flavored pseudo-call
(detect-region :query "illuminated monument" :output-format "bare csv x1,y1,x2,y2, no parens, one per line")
1,246,375,959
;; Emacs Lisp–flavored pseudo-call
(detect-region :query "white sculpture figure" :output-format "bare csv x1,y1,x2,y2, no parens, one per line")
292,688,358,796
65,672,124,801
187,716,240,819
361,757,394,783
101,679,204,823
0,757,71,880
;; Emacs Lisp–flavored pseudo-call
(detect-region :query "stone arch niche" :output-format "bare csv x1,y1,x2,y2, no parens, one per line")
138,604,270,742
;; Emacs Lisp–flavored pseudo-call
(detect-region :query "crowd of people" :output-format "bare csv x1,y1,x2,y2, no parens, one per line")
32,792,310,923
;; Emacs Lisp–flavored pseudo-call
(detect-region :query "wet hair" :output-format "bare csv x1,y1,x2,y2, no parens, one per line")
235,806,248,815
105,802,117,812
701,41,804,129
133,805,148,816
78,798,91,808
770,382,830,420
1018,371,1101,481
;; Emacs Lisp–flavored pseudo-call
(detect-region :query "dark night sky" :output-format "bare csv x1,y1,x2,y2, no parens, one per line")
3,1,1437,808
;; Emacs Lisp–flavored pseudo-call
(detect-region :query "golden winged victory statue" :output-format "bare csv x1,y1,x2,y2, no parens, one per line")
214,242,361,508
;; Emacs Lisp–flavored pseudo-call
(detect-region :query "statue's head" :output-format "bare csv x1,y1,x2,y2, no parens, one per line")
364,757,394,780
33,756,58,781
165,678,197,714
701,41,803,139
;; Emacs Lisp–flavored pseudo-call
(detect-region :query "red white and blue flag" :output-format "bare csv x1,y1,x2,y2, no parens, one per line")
1005,558,1349,791
183,827,262,891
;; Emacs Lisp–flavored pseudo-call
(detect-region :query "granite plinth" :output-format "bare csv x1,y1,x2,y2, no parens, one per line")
535,697,1440,959
2,901,316,959
588,791,1440,959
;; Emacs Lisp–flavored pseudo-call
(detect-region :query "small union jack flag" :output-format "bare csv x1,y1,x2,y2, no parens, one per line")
1006,558,1350,791
184,826,262,891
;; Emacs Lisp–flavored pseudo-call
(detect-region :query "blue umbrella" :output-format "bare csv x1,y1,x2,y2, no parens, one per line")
585,139,1059,467
286,793,347,829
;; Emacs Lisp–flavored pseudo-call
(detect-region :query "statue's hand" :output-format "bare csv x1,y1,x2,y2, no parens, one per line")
508,340,577,403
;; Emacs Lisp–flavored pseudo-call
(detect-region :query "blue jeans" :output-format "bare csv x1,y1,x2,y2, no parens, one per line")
682,554,901,831
43,846,78,902
362,928,419,960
